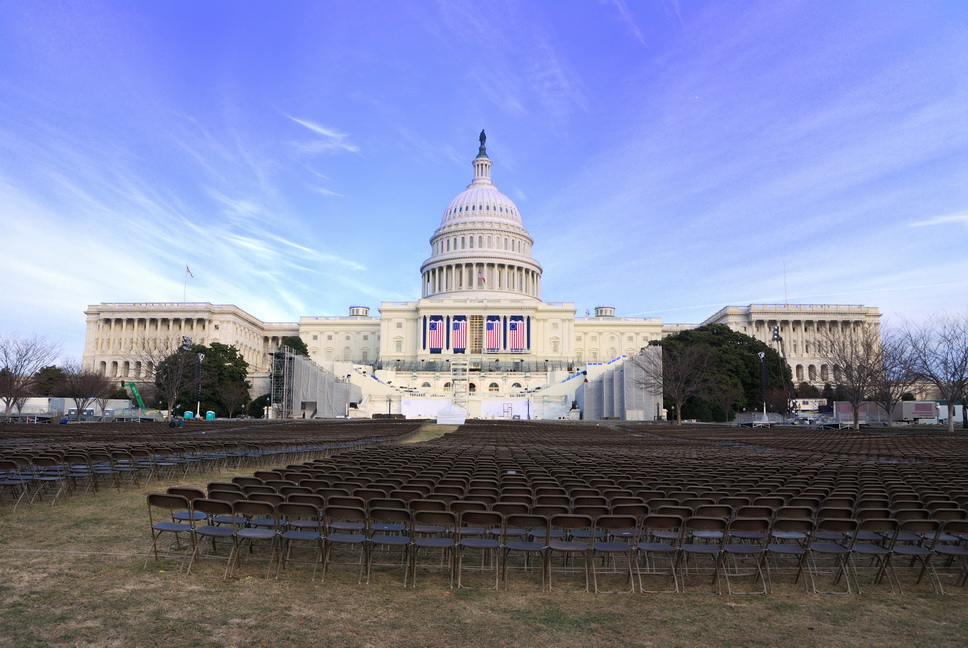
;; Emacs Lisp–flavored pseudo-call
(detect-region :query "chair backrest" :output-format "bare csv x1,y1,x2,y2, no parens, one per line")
450,500,487,514
412,510,457,531
147,492,190,513
459,510,503,531
167,487,205,501
504,514,549,537
368,506,412,527
278,502,323,526
192,498,234,518
249,492,285,505
549,514,594,536
324,505,367,524
409,498,448,512
641,514,683,539
208,489,245,504
492,502,529,516
727,517,770,540
594,514,639,538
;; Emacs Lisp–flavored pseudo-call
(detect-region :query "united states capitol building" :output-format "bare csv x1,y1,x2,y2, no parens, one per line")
82,133,880,420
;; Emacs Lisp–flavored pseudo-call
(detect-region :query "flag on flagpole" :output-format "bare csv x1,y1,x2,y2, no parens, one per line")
477,270,486,285
186,265,194,278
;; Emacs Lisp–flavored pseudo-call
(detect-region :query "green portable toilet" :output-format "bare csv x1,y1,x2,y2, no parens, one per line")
206,411,215,421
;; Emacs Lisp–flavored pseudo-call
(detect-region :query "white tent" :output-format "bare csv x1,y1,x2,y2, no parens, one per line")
436,402,468,425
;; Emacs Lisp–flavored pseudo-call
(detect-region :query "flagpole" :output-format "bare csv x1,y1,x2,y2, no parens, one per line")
183,263,188,302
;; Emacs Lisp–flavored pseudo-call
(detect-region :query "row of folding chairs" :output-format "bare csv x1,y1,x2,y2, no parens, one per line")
146,490,968,596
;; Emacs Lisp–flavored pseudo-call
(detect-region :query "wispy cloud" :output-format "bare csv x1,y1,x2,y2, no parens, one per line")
287,116,360,154
909,212,968,228
607,0,647,46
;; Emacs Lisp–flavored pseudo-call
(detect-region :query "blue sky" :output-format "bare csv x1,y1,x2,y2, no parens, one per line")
1,0,966,362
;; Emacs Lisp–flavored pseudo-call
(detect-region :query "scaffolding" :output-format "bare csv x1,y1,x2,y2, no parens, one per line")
451,359,469,410
270,346,361,419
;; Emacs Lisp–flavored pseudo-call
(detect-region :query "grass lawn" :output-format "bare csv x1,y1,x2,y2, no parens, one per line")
1,466,966,648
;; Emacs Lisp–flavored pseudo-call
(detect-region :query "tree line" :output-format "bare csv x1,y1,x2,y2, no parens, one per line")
632,314,968,431
0,333,313,421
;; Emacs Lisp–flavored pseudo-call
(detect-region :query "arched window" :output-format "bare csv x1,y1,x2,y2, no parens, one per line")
421,382,432,388
488,382,499,392
443,382,452,390
468,383,477,393
511,382,522,389
808,365,817,381
343,347,352,361
796,365,804,381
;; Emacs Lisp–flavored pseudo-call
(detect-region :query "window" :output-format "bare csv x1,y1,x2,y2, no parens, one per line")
488,382,499,392
345,335,351,341
468,383,477,393
361,349,369,362
443,382,452,390
343,347,352,361
396,322,403,329
552,322,559,330
395,339,403,352
327,335,333,341
421,382,432,388
511,382,522,389
363,334,368,341
312,334,318,341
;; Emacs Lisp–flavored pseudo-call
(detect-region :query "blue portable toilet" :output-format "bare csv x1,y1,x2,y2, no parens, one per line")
184,411,194,420
206,411,215,421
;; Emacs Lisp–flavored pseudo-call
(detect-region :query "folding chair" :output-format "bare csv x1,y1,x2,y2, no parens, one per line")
721,517,770,594
892,518,941,594
804,518,857,594
547,514,594,592
676,517,726,593
228,500,281,579
637,514,683,593
145,493,195,570
933,519,968,595
366,507,412,586
187,499,236,576
848,517,899,594
591,514,638,593
277,502,324,579
502,514,550,591
456,511,503,589
410,510,457,588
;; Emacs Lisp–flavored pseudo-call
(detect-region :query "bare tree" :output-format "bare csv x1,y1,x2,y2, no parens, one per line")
707,376,743,422
218,382,250,418
0,334,60,417
131,336,197,420
819,323,882,430
632,344,716,425
905,314,968,433
58,361,115,421
869,325,918,427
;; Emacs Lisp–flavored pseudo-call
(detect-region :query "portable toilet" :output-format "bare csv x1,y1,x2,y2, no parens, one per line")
206,411,216,421
184,411,194,420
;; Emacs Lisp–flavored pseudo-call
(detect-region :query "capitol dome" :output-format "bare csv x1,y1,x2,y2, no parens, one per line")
420,132,543,301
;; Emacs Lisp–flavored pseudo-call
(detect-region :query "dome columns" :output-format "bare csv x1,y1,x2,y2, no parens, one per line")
422,261,541,298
